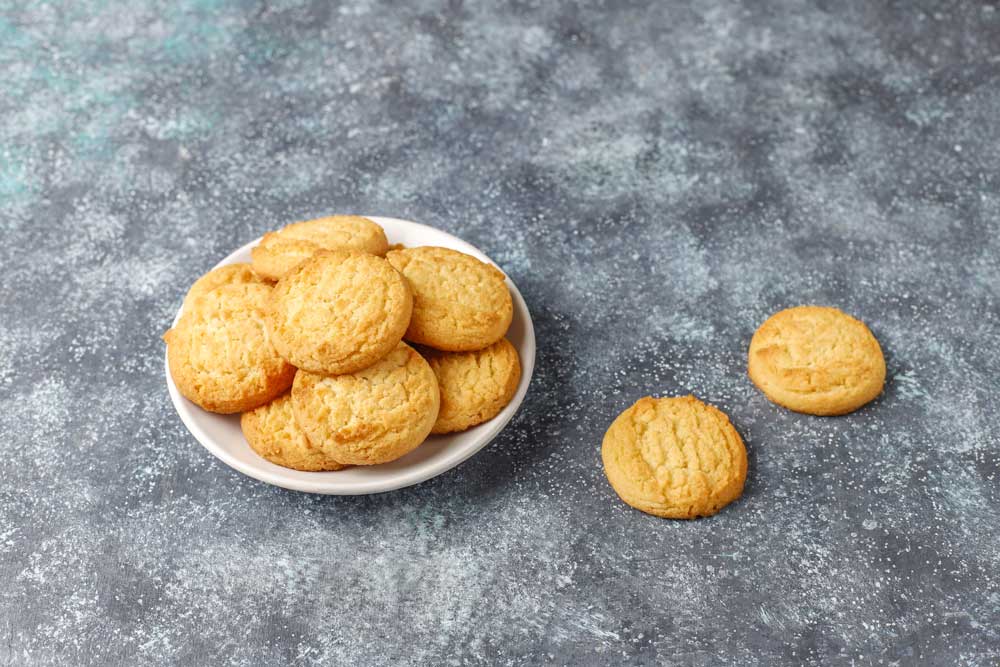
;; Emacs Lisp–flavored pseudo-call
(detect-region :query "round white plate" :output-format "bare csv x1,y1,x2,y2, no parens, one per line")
165,216,535,495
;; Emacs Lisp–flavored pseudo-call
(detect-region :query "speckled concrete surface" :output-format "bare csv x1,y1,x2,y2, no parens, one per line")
2,1,999,665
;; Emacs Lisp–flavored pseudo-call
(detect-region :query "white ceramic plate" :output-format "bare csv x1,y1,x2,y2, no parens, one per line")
165,216,535,495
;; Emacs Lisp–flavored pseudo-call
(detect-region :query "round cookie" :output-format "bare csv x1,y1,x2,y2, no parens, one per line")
164,283,295,413
748,305,885,416
251,233,321,282
422,338,521,434
386,246,513,351
241,392,348,471
251,215,389,281
292,342,440,465
602,396,748,519
182,263,266,311
267,250,412,375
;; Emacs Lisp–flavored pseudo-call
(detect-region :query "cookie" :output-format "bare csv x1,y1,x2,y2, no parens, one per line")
386,246,513,351
164,283,295,413
251,215,389,280
602,396,747,519
250,234,320,282
292,342,440,465
241,392,348,471
182,263,266,311
267,250,412,375
421,338,521,434
747,305,885,416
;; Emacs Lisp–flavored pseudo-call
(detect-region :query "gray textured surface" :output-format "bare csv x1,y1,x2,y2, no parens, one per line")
2,1,999,665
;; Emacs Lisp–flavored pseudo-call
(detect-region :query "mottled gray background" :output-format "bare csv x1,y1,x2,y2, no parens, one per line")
1,1,999,665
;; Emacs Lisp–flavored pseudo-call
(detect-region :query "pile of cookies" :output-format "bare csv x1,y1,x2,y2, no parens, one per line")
601,305,885,520
165,215,522,471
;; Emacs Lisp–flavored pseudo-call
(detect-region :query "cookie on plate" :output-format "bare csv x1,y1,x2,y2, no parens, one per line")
267,250,412,375
182,263,266,311
164,283,295,413
292,342,440,465
601,395,747,519
241,392,348,471
251,215,389,280
386,246,512,351
748,305,885,416
421,338,521,434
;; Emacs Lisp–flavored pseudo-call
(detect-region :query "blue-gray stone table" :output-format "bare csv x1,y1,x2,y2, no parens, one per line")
2,1,998,665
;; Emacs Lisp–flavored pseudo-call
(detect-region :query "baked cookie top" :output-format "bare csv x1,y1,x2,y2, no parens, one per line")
251,215,389,280
386,246,512,351
182,263,266,311
601,396,747,519
292,342,440,465
241,392,348,472
251,234,319,283
421,338,521,434
748,305,885,416
164,283,295,413
267,250,412,375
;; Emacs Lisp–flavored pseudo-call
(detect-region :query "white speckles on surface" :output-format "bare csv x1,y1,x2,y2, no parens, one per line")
2,0,1000,665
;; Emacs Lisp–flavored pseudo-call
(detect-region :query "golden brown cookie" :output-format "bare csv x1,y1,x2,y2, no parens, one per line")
251,215,389,280
601,396,747,519
182,263,266,311
292,342,440,465
251,233,319,282
747,305,885,416
241,392,348,471
164,283,295,413
267,250,412,375
421,338,521,434
386,246,513,351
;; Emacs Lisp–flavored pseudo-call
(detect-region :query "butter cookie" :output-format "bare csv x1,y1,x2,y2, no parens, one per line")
251,215,389,280
165,283,295,413
602,396,747,519
386,246,512,351
267,250,412,375
292,342,439,465
421,339,521,434
748,305,885,416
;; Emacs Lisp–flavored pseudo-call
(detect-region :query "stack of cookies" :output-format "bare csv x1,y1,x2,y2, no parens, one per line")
164,215,522,471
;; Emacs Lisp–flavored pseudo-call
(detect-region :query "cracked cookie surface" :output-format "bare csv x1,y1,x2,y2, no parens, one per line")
251,215,389,280
601,395,747,519
386,246,512,351
748,305,885,416
292,342,440,465
164,283,296,413
421,338,521,434
241,392,348,471
182,263,266,311
267,250,412,375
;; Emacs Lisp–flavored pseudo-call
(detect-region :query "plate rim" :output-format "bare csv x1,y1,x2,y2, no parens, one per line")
164,215,536,495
